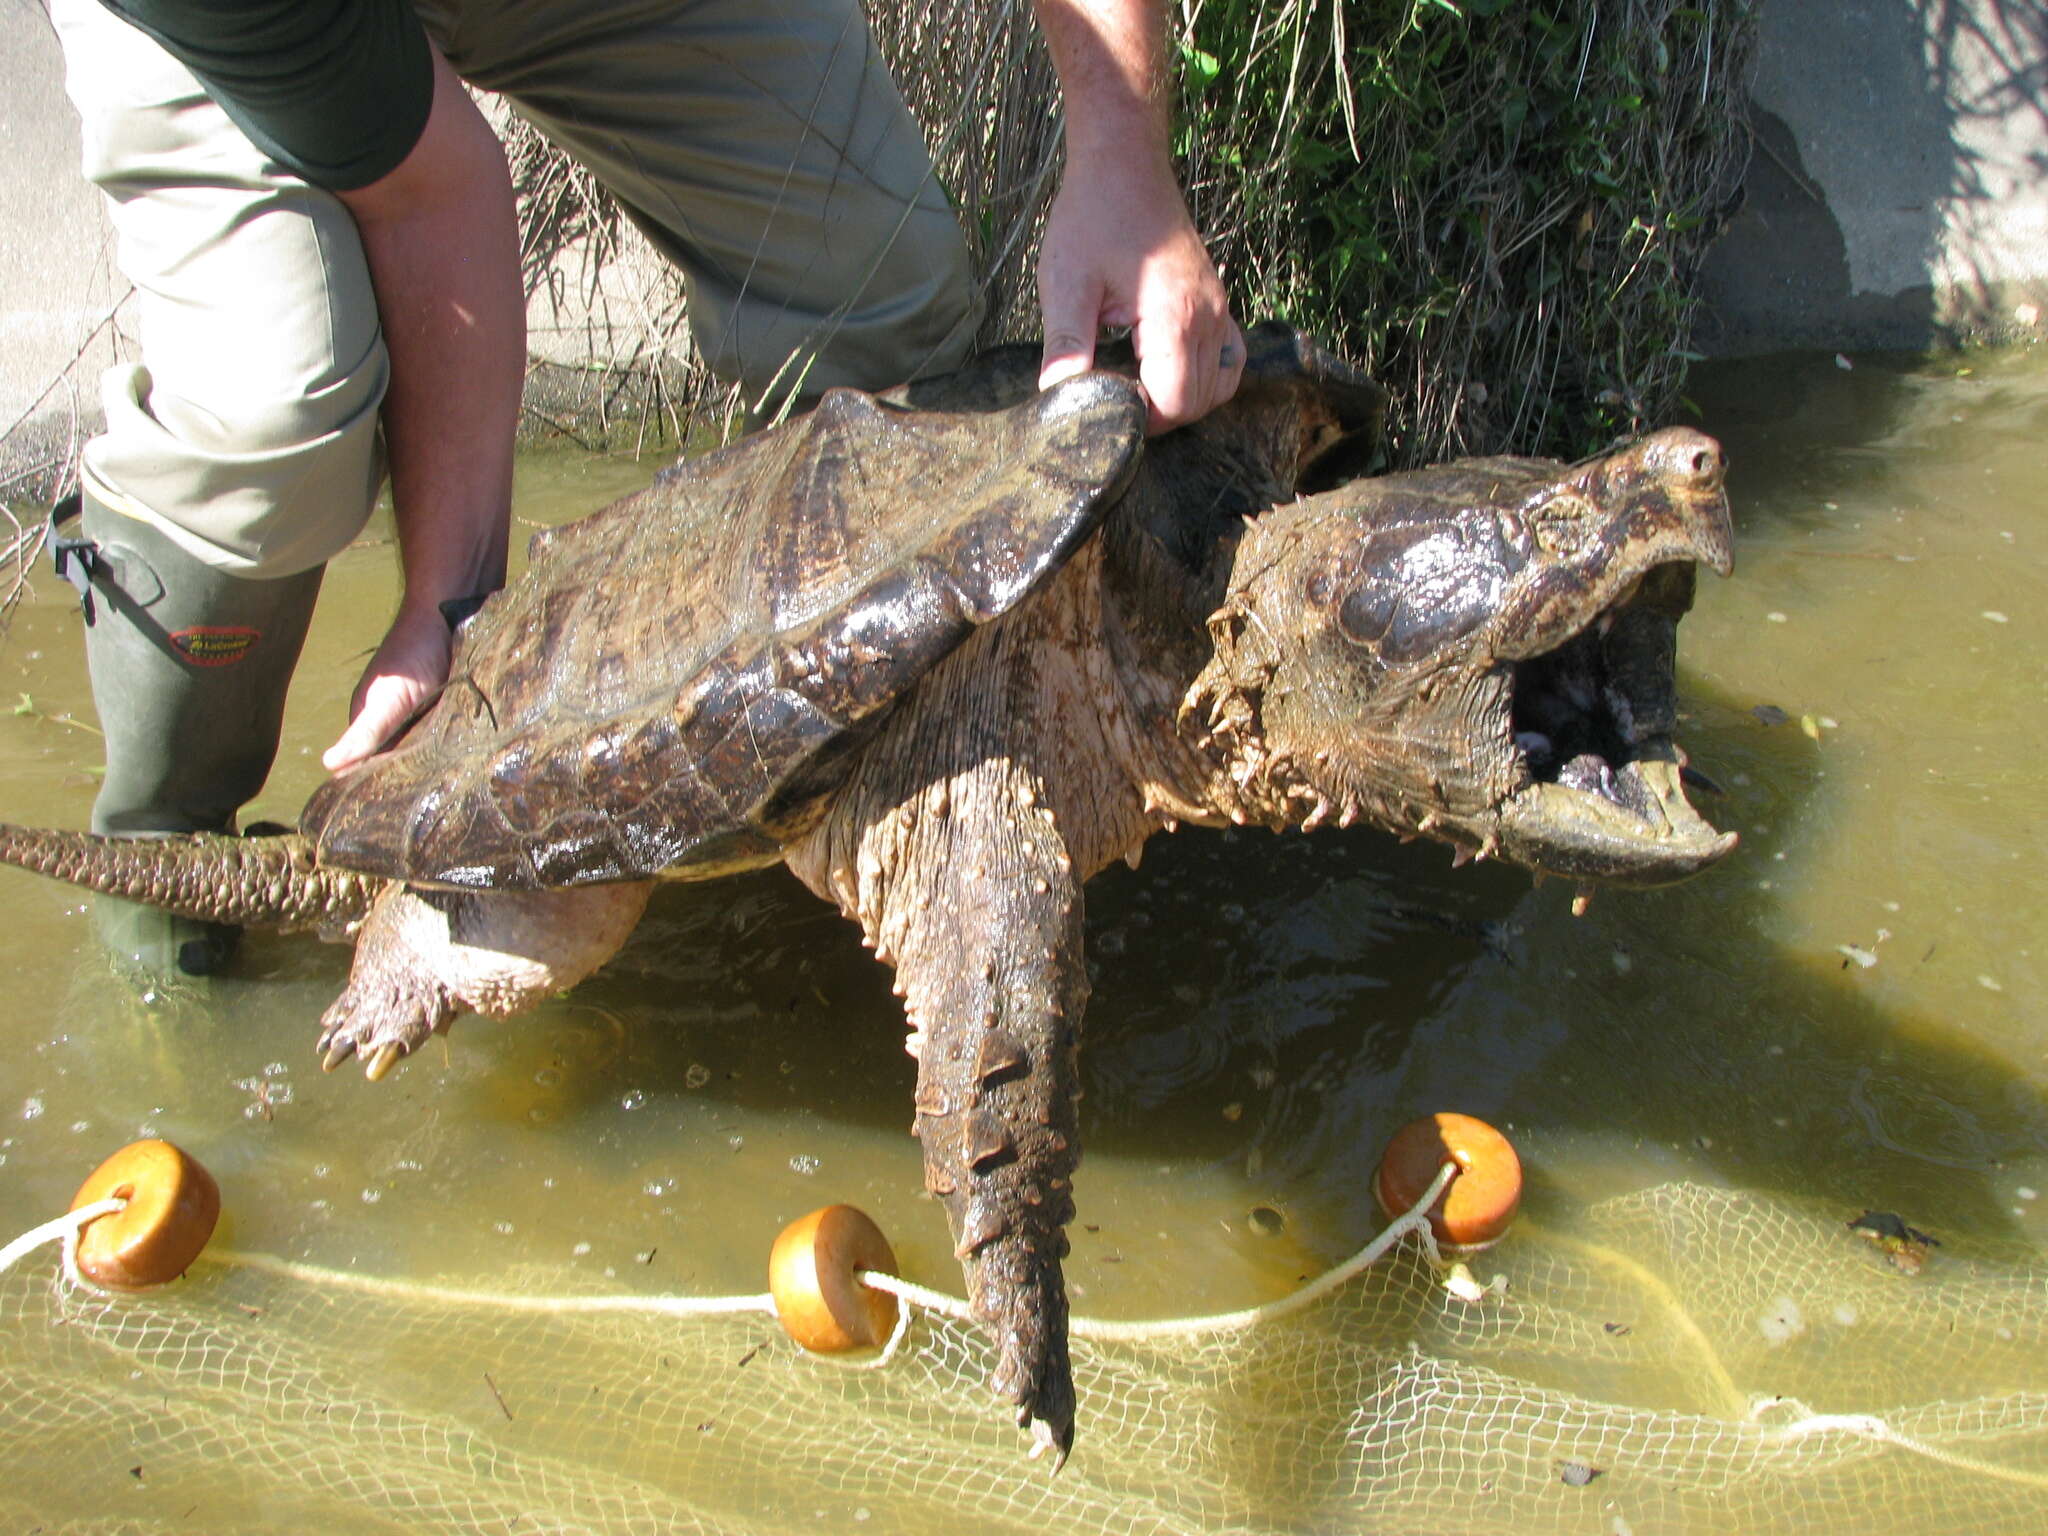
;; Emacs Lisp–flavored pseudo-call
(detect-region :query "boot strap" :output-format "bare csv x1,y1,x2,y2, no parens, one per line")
46,492,99,623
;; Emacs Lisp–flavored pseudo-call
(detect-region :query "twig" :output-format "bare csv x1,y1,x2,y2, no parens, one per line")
482,1371,514,1421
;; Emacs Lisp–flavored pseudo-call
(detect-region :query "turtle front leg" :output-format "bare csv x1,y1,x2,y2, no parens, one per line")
795,753,1088,1462
317,882,654,1079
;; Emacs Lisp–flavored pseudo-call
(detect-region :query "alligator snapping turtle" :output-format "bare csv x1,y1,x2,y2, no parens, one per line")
0,324,1735,1459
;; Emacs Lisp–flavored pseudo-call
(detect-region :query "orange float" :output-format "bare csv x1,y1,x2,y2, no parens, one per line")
1372,1113,1522,1252
768,1204,900,1353
69,1139,221,1290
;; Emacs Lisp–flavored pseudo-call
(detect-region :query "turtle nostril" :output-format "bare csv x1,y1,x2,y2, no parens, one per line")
1647,429,1725,488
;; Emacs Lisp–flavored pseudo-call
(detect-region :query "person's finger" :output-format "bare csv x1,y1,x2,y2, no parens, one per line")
1133,295,1223,433
320,715,383,773
1182,316,1246,426
1038,267,1107,393
321,675,423,772
1215,318,1248,408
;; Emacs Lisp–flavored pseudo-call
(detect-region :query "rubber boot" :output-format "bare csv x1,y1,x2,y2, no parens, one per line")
66,491,324,981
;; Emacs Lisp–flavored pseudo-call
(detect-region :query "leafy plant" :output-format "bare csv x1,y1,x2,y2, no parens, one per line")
1171,0,1758,460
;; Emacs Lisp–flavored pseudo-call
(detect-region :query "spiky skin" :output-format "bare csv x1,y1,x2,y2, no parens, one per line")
0,825,377,935
0,329,1734,1461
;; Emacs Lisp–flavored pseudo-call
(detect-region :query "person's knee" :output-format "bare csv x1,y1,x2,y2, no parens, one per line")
86,342,388,580
850,215,984,382
714,212,984,405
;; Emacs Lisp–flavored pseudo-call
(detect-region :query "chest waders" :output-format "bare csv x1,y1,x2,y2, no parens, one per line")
51,492,323,978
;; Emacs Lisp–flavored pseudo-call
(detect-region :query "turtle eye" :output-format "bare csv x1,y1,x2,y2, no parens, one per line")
1526,494,1592,556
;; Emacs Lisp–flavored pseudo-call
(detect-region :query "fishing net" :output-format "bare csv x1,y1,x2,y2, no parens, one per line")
4,1177,2044,1534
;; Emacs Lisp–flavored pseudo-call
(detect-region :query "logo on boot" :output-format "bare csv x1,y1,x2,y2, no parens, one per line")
169,625,260,667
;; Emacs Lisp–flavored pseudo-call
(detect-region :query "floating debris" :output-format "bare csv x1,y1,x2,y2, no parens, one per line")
1836,928,1890,970
1849,1210,1940,1275
1751,704,1790,727
1443,1261,1508,1304
1758,1295,1806,1345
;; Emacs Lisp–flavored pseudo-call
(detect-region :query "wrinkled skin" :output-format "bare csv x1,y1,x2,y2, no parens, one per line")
0,329,1735,1462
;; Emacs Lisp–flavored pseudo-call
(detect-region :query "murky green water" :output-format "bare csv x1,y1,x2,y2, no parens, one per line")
1,349,2044,1530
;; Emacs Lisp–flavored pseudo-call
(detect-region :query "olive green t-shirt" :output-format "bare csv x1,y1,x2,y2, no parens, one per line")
98,0,434,190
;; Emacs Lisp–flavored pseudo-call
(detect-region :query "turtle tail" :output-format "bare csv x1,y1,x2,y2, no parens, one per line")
0,825,381,933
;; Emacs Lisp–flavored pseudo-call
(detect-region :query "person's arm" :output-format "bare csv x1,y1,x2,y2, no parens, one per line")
1030,0,1243,432
319,47,524,771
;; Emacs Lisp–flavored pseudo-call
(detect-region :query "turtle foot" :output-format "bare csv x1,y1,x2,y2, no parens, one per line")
315,967,458,1080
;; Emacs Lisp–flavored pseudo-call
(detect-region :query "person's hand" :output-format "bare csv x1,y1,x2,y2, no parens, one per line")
321,601,452,772
1036,152,1244,433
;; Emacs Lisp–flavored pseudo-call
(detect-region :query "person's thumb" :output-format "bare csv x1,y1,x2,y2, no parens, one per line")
322,674,419,772
1038,271,1106,393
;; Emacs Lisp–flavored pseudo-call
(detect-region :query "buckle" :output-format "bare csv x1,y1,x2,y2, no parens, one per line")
46,492,99,623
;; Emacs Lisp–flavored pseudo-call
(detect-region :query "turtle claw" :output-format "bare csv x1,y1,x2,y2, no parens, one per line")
313,964,456,1082
1027,1410,1072,1473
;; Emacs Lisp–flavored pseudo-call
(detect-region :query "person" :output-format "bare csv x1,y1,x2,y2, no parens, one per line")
49,0,1245,978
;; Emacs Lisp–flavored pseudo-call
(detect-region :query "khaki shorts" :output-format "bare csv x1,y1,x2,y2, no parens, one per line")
53,0,980,577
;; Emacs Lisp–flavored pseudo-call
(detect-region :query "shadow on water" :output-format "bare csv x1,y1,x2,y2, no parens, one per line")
550,634,2047,1256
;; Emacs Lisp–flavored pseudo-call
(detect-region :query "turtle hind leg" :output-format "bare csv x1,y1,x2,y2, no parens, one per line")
316,958,458,1079
316,891,462,1079
314,882,655,1080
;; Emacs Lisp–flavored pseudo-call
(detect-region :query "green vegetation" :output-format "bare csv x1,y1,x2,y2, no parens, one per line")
1171,0,1758,459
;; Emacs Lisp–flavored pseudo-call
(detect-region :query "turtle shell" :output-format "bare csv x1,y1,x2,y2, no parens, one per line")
300,373,1148,889
886,321,1386,491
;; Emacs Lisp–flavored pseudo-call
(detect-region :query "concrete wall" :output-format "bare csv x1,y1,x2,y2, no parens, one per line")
5,0,2046,487
1699,0,2048,352
0,0,131,490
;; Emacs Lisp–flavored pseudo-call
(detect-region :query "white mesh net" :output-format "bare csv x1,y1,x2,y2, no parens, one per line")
5,1180,2045,1534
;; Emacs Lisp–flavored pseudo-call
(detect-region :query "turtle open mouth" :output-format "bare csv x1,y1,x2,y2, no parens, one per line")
1498,561,1737,885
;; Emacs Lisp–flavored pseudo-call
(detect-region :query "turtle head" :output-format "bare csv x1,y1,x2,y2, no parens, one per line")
1186,427,1738,887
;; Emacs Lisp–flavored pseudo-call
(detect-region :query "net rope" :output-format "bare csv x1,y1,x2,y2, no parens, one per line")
4,1177,2046,1534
